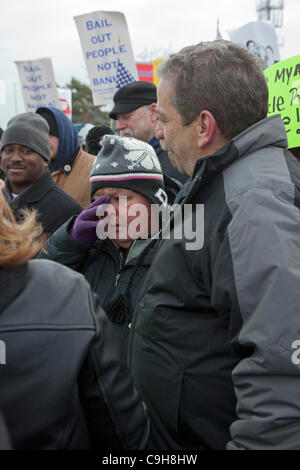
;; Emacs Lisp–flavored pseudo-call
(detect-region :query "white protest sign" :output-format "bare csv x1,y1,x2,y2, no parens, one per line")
15,57,60,111
57,87,72,120
227,21,280,68
74,11,138,106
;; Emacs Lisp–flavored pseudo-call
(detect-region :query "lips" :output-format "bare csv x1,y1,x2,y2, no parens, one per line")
7,166,26,175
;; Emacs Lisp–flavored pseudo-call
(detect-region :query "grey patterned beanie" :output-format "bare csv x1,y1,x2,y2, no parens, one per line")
90,135,168,205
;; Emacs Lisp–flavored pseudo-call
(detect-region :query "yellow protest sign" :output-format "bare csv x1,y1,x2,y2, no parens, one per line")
264,55,300,149
153,59,165,86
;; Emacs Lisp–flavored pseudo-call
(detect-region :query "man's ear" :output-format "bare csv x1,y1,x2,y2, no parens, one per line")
149,103,158,123
196,110,217,148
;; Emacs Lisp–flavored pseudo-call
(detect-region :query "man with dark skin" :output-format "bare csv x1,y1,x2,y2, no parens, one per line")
0,112,81,236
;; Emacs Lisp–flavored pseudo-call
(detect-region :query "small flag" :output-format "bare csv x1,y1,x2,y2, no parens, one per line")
136,63,154,83
116,59,136,89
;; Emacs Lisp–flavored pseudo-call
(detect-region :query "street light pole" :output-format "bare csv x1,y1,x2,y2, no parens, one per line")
256,0,284,28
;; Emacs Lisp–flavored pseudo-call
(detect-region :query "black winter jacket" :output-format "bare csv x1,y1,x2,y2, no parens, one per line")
0,260,149,449
4,169,82,236
40,220,158,362
127,116,300,450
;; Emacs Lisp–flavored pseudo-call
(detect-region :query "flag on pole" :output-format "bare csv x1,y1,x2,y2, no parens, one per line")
116,59,136,89
115,36,136,89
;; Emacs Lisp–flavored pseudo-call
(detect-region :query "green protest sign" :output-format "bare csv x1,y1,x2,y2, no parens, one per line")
264,55,300,149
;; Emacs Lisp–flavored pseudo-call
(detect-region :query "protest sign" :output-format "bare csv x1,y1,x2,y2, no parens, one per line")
227,21,280,68
15,57,60,111
57,87,72,120
264,55,300,149
74,11,138,106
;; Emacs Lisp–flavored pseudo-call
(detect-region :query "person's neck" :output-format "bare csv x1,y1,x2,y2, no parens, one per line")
9,169,46,195
9,182,29,195
189,137,228,177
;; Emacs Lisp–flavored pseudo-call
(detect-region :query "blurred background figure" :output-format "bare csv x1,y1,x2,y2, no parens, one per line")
77,122,94,150
85,125,115,156
290,146,300,163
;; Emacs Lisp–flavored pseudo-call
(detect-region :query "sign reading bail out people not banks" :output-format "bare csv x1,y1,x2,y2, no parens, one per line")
15,57,60,111
264,55,300,150
74,11,138,106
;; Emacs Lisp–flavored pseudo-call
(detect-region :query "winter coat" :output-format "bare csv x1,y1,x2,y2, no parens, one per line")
41,223,156,362
51,147,95,209
127,115,300,450
0,260,149,449
0,413,12,450
4,169,82,236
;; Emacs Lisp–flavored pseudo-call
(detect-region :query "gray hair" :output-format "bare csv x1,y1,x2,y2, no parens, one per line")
158,40,269,140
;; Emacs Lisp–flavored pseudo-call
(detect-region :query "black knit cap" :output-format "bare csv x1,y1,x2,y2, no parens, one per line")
86,125,114,156
90,135,168,206
0,112,50,162
36,107,59,137
109,81,157,120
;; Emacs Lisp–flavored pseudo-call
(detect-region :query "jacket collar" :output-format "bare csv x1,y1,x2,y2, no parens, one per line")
6,168,54,205
148,136,160,149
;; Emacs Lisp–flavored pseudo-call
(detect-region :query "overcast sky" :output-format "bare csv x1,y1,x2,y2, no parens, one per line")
0,0,299,126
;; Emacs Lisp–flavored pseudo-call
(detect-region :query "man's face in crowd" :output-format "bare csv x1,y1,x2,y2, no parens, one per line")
93,187,152,249
156,79,198,176
49,135,59,161
1,144,47,193
116,106,153,142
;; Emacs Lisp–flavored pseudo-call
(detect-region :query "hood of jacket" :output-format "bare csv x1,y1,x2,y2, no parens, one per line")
36,106,79,171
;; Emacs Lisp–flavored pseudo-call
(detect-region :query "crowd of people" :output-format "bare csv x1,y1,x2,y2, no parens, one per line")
0,38,300,451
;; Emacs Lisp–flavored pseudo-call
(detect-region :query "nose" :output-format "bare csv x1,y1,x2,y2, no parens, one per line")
116,117,127,132
10,150,23,162
155,119,164,140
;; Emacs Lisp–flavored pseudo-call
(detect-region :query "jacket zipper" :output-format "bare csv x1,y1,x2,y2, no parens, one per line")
115,272,121,286
101,243,123,307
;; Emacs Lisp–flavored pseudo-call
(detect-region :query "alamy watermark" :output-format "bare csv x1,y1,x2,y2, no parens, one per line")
291,340,300,365
0,340,6,365
95,199,205,251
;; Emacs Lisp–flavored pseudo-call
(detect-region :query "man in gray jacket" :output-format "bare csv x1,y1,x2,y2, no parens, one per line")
127,40,300,449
